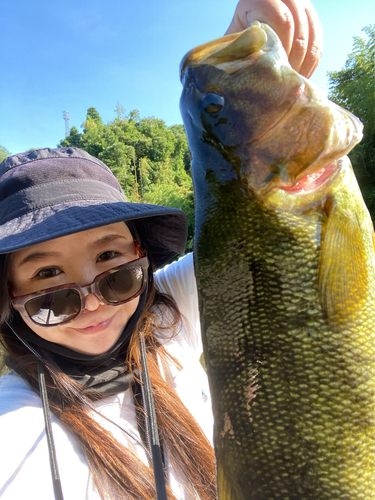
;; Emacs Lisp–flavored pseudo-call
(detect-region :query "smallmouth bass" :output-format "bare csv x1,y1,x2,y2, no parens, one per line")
180,22,375,499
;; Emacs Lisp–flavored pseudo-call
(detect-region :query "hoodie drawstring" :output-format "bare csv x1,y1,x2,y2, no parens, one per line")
38,362,64,500
139,329,168,500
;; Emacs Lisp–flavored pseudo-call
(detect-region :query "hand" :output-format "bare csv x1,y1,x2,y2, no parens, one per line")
225,0,323,78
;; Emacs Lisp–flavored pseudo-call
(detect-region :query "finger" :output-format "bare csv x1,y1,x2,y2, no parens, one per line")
225,12,246,36
224,0,323,77
224,0,251,35
225,0,295,56
282,0,310,73
299,3,323,77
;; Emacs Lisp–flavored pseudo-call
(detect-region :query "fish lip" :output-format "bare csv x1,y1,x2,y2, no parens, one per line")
180,23,269,81
277,161,339,195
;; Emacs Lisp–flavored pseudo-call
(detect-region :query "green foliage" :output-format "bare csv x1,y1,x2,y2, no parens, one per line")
58,107,194,252
59,126,83,148
169,124,192,173
328,25,375,217
86,107,103,125
0,145,11,162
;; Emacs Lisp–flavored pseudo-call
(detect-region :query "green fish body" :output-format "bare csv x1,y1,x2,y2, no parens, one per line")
180,23,375,499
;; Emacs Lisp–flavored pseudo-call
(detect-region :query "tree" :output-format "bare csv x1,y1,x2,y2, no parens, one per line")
0,145,11,162
328,25,375,217
86,107,103,125
81,108,105,158
59,126,83,148
169,124,191,173
99,142,138,200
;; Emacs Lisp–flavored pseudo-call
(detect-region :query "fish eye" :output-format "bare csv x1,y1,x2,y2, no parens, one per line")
202,93,224,114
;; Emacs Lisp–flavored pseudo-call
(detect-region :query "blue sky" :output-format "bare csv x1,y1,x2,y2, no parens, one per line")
1,0,373,155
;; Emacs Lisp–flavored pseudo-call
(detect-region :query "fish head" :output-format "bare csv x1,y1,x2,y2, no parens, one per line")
180,22,363,196
180,23,300,147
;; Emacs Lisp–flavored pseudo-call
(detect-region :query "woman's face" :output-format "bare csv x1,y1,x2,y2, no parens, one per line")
8,222,141,355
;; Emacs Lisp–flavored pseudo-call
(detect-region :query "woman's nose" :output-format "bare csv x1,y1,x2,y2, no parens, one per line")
84,292,103,311
77,267,103,312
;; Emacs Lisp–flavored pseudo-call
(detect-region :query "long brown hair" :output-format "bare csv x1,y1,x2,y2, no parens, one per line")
0,251,217,499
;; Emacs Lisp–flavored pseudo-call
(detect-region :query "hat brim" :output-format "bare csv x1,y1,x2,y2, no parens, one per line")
0,201,188,268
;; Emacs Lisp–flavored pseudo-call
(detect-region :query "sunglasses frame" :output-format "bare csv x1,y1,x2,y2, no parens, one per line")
11,241,149,327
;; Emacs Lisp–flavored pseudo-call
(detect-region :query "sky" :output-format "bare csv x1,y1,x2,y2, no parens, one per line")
1,0,373,155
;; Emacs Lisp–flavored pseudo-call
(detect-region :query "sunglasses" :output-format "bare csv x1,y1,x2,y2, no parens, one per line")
11,242,149,327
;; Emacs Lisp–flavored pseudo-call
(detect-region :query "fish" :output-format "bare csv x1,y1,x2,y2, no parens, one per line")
179,21,375,500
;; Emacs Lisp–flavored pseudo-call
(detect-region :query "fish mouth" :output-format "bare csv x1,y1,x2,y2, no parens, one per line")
244,79,363,196
278,162,338,194
180,21,269,80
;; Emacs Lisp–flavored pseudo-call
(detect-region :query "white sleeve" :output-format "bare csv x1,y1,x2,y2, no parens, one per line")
154,254,213,445
154,253,202,352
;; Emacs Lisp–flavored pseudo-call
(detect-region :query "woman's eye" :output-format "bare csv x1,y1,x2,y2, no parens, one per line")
202,93,225,114
97,251,118,262
36,267,62,279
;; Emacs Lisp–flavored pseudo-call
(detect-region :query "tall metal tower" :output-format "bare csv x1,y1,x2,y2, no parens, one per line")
63,110,70,137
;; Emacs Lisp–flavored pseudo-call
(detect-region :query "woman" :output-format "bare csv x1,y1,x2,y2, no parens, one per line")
0,3,323,499
0,147,215,500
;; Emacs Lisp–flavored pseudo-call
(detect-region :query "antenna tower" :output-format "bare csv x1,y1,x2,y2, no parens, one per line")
63,110,70,137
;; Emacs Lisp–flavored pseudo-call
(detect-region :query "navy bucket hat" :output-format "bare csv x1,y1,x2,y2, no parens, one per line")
0,147,188,268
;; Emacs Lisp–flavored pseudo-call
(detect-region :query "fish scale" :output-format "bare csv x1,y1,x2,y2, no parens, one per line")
180,21,375,499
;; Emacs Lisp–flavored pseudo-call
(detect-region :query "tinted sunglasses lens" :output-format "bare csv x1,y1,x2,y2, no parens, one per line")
25,289,81,325
99,265,144,303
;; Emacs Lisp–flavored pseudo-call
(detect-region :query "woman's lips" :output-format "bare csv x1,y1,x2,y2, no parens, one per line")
73,314,116,334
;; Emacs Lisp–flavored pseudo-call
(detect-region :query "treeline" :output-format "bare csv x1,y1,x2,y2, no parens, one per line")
60,105,195,251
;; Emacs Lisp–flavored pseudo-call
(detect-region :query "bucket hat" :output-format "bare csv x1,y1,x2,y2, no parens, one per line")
0,147,188,268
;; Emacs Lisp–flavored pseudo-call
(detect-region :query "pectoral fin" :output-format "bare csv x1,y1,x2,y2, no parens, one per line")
319,203,368,323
